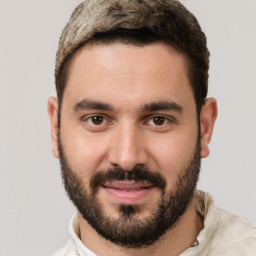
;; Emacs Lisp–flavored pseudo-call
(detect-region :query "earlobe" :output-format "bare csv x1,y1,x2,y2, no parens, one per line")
47,96,60,159
200,98,218,158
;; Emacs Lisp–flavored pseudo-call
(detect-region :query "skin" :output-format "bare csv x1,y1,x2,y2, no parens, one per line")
48,42,217,256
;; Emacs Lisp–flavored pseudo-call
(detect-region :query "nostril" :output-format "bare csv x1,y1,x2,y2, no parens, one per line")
111,163,121,169
110,163,146,173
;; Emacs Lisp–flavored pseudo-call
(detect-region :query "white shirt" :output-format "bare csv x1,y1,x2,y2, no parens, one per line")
51,191,256,256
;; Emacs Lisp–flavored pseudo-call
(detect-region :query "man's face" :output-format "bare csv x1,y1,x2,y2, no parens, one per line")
52,42,205,247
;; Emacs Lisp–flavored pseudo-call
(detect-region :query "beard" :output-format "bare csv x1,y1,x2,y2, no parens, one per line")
58,135,201,248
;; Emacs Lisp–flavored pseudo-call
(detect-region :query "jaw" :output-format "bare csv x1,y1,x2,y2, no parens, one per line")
77,195,202,256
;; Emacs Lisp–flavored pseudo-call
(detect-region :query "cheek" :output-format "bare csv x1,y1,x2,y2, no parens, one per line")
60,125,111,173
147,131,198,179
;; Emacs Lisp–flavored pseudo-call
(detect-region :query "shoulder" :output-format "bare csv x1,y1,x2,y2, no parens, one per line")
216,207,256,239
210,207,256,255
50,239,75,256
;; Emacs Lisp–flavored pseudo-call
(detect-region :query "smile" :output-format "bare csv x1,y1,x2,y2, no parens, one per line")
102,181,154,204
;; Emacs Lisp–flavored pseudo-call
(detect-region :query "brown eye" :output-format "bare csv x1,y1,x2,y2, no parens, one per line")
152,116,166,126
88,116,106,125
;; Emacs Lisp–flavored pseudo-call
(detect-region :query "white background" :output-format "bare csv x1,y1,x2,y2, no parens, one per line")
0,1,255,255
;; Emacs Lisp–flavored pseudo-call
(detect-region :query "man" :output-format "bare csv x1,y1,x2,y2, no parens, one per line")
47,0,256,255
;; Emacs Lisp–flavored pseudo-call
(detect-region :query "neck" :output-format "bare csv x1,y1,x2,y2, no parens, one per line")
78,198,203,256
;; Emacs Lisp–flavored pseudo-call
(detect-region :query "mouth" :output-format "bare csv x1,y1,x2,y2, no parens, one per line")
102,181,154,204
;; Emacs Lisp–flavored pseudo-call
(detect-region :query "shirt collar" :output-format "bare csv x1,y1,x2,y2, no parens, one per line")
69,214,97,256
180,191,220,255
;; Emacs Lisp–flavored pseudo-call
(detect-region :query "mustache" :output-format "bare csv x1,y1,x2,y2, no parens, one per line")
90,166,166,191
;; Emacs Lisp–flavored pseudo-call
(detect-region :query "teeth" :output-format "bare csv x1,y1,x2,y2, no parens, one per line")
117,188,139,191
123,188,143,191
104,184,151,190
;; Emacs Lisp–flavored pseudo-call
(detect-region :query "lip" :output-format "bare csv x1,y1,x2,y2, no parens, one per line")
102,181,154,204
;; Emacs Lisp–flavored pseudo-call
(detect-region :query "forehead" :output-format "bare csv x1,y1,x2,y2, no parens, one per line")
63,42,195,112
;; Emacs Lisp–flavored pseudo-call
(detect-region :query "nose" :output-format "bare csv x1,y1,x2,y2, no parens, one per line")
108,122,149,171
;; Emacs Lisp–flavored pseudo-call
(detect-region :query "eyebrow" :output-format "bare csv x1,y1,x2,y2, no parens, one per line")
73,99,115,112
141,101,183,113
73,99,182,114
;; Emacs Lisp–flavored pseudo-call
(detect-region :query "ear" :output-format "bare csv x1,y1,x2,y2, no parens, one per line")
200,98,218,158
47,96,60,159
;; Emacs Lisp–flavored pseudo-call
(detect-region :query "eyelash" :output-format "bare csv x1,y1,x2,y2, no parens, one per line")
145,115,173,126
84,115,110,126
82,114,175,131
